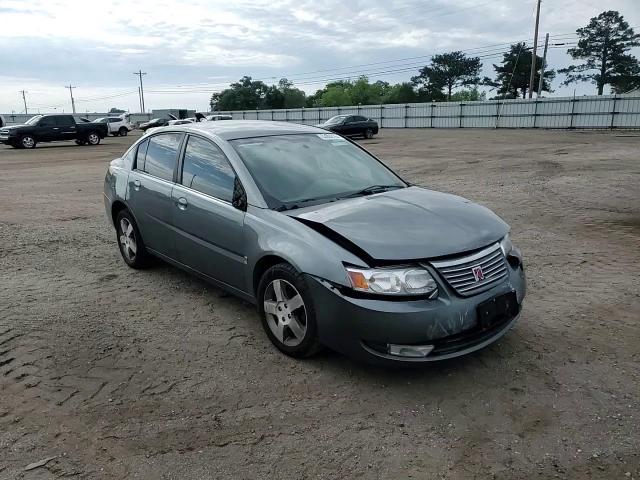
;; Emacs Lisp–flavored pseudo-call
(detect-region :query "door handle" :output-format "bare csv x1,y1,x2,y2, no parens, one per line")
133,179,141,191
177,197,188,210
53,127,60,130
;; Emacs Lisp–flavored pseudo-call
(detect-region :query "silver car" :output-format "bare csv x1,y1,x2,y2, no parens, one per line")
104,121,526,364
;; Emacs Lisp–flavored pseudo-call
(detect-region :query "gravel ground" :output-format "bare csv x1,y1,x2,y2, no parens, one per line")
0,129,638,479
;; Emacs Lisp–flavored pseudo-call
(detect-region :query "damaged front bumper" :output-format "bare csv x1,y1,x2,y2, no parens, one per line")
306,261,526,364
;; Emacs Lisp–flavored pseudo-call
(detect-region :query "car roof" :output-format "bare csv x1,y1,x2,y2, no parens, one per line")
174,120,327,140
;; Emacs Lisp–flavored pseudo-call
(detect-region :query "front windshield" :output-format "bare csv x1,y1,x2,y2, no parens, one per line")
323,115,347,126
93,118,106,123
231,134,406,210
25,115,43,125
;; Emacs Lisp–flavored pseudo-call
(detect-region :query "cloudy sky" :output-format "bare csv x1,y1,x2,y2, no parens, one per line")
1,0,639,114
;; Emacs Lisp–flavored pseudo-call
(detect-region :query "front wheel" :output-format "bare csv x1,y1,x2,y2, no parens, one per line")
20,135,36,149
364,128,374,139
118,127,128,136
86,132,101,145
257,263,322,358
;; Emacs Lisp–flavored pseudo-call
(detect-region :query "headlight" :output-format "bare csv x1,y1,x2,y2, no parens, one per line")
345,265,438,296
500,234,513,256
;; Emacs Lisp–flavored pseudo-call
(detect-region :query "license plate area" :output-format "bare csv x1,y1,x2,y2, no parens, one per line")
476,291,519,329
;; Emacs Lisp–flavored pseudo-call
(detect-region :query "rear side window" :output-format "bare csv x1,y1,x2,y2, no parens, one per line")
354,116,367,122
56,116,75,126
143,133,182,181
181,136,235,202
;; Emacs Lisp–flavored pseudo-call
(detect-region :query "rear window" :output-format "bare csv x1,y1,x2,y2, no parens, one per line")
143,133,182,181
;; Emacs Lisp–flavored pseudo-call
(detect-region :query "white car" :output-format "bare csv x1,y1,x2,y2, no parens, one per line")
168,118,195,126
206,114,233,121
92,116,133,136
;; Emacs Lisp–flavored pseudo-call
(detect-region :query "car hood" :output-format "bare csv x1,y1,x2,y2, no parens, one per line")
1,124,27,131
287,186,509,261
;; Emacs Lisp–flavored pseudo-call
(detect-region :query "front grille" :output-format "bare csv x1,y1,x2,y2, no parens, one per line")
430,243,508,296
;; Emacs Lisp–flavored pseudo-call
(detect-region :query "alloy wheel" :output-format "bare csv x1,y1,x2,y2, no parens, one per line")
118,218,137,261
88,133,99,145
263,279,307,347
22,136,35,148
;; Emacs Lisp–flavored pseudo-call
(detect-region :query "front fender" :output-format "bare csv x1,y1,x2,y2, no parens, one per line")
244,207,367,292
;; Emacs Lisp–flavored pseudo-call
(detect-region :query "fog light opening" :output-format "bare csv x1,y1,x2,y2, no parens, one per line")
388,344,434,358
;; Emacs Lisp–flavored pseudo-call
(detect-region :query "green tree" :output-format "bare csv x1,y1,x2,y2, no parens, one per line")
277,78,306,108
560,11,640,95
320,85,352,106
382,83,418,104
450,87,486,102
412,51,482,100
488,43,555,98
210,76,269,111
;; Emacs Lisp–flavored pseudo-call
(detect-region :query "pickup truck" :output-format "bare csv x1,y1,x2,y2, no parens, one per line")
0,114,108,149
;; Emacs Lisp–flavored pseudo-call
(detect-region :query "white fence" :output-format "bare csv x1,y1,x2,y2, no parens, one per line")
216,94,640,129
3,94,640,128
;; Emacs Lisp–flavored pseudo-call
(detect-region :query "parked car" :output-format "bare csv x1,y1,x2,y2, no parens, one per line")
104,121,525,364
139,118,169,131
206,114,233,121
317,115,379,139
168,119,195,126
93,116,133,136
0,115,5,128
0,114,108,149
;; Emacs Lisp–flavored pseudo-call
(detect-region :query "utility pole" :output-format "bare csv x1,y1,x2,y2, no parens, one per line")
528,0,541,98
537,33,549,97
138,86,142,113
65,85,77,114
133,70,147,113
20,90,28,114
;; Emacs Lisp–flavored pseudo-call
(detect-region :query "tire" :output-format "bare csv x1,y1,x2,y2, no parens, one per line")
364,128,374,139
20,135,36,149
86,131,101,145
118,127,128,137
115,209,149,269
257,263,323,358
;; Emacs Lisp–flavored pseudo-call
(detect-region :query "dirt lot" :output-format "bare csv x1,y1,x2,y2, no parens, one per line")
1,128,638,479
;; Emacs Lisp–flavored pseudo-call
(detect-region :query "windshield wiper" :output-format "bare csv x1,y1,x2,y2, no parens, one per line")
340,184,404,199
276,196,339,212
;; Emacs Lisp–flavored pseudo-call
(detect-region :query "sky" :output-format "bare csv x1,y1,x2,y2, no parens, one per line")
1,0,639,114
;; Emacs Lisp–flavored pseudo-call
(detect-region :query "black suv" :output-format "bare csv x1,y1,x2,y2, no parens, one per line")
0,114,109,149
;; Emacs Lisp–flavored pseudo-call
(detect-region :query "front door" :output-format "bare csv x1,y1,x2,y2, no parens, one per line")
126,133,184,258
171,134,247,291
35,116,57,141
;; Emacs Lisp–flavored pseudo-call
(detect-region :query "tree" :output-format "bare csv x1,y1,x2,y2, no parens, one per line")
450,87,486,102
382,83,419,104
277,78,306,108
488,43,555,98
560,11,640,95
320,85,352,106
109,107,125,113
210,76,269,111
412,51,482,100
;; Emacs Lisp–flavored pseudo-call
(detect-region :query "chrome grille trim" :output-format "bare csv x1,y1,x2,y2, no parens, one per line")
429,243,509,296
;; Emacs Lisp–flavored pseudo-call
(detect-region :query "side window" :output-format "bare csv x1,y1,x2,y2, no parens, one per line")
181,136,235,202
56,116,74,127
354,116,366,122
345,116,355,124
39,117,56,127
135,139,149,171
144,133,181,181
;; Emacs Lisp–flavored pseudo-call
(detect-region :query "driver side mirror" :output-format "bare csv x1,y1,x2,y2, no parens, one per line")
232,177,247,212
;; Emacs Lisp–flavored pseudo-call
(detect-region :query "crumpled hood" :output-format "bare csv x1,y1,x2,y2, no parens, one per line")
288,186,509,261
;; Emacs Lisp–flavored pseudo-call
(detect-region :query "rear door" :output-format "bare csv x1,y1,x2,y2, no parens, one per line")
171,134,247,291
56,115,77,140
126,132,184,258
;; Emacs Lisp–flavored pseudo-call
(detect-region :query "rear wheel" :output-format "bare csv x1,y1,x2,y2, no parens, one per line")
118,127,128,136
257,263,322,358
20,135,36,149
115,210,149,269
364,128,374,139
87,132,100,145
